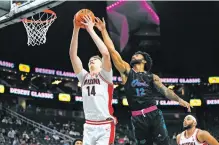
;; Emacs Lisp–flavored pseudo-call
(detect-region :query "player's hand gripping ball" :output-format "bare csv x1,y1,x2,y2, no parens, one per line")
75,9,95,29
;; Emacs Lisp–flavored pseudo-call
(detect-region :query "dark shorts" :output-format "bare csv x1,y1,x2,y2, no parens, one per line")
131,109,170,145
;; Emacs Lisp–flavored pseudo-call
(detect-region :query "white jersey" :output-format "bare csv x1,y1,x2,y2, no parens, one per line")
179,129,205,145
77,69,114,121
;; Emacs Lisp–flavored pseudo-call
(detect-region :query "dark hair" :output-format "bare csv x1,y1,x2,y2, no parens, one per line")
133,51,153,71
90,55,102,61
73,139,82,145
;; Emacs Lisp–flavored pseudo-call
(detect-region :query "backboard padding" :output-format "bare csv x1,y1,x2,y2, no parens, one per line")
0,1,11,17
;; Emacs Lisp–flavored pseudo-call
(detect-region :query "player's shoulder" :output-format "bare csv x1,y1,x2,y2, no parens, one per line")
197,128,204,134
99,68,113,78
176,133,182,145
100,68,113,74
196,128,211,143
99,69,113,85
176,133,180,138
177,132,182,139
197,129,209,137
76,68,87,74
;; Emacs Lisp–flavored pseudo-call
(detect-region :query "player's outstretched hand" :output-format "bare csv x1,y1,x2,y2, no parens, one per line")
179,99,192,112
95,17,106,32
81,15,95,32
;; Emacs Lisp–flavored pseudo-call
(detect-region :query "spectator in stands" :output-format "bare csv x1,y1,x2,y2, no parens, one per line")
61,138,71,145
44,134,50,141
34,128,40,134
69,126,80,137
20,138,26,145
36,107,41,113
124,135,129,144
12,136,20,145
1,116,7,124
8,128,16,140
52,132,59,141
8,117,13,124
16,118,22,126
73,139,82,145
48,121,54,128
30,137,37,145
172,132,177,140
0,133,5,144
22,131,29,141
30,131,34,137
60,127,65,134
118,137,125,144
1,129,6,136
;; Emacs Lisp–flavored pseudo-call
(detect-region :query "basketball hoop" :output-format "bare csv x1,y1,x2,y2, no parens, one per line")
22,9,57,46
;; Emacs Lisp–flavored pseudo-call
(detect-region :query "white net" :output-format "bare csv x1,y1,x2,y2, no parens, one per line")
22,10,57,46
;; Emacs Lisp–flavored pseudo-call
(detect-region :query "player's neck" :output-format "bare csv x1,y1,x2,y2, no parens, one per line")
185,127,196,137
133,64,145,73
89,67,101,74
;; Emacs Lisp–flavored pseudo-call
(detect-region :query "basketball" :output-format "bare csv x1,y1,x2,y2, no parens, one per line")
75,9,95,29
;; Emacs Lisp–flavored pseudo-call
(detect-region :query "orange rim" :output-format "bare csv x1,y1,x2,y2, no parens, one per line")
22,9,56,23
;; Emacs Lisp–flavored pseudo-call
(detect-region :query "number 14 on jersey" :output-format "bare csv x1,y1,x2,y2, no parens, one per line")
86,86,96,96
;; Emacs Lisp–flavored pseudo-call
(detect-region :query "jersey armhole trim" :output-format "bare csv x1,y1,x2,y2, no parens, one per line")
81,73,89,87
99,74,114,87
178,133,182,145
195,129,205,144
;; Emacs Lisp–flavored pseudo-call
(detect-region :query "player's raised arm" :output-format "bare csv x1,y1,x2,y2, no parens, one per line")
69,16,83,74
81,15,111,72
153,74,192,112
95,17,130,74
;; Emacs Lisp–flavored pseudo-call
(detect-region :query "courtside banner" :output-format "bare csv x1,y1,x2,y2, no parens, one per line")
58,93,71,102
208,77,219,84
122,98,179,106
157,100,179,106
190,99,202,106
0,59,202,84
206,99,219,105
19,63,30,73
0,60,15,68
160,78,201,84
0,85,5,93
34,67,77,78
9,87,54,99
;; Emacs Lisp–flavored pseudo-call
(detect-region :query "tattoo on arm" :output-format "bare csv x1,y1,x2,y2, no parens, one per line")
165,89,180,102
153,74,180,102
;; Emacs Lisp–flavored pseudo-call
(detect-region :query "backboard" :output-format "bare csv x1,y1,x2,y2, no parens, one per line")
0,0,66,29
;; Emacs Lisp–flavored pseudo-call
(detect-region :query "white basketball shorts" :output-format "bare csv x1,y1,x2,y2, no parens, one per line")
83,119,115,145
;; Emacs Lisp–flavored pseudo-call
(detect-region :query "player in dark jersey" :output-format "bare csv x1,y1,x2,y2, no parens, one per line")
95,17,192,145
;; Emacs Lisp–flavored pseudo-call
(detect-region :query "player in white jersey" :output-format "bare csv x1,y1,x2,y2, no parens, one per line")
177,115,219,145
69,14,115,145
